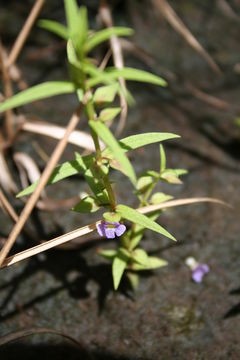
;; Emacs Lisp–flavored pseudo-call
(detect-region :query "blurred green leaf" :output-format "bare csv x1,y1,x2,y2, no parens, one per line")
131,248,149,266
112,249,129,290
85,27,133,53
72,196,99,213
150,192,173,205
160,169,187,184
0,82,76,112
128,213,159,251
93,83,119,104
136,176,153,193
98,249,117,260
103,212,121,222
126,272,139,290
116,204,176,241
160,144,166,173
89,121,137,185
131,256,168,271
88,67,167,88
38,19,69,39
99,107,121,122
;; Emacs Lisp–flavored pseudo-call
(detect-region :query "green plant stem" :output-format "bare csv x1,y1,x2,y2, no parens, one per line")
84,91,116,211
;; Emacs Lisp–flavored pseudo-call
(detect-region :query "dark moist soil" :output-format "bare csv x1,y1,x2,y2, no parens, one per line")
0,1,240,359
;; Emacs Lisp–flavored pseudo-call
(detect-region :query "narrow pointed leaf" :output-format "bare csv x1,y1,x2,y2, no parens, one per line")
85,27,133,52
103,132,180,158
131,256,168,270
160,144,166,173
0,82,76,112
89,121,136,185
112,252,128,290
88,67,167,88
38,19,69,39
99,107,121,122
116,204,176,241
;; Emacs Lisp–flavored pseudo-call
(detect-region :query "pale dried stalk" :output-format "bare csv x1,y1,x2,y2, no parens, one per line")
99,0,128,135
21,119,101,151
7,0,45,67
0,41,14,139
0,105,83,267
2,221,100,268
0,188,18,223
152,0,222,74
0,197,228,269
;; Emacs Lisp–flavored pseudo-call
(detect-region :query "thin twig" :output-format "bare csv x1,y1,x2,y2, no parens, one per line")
7,0,45,67
0,104,83,267
0,41,14,139
99,0,128,136
0,188,18,223
0,328,95,360
152,0,222,75
0,197,229,269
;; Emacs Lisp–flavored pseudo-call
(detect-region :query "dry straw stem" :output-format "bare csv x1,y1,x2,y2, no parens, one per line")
99,0,128,136
0,188,18,223
0,104,83,267
0,41,14,139
152,0,222,75
7,0,45,68
0,328,94,359
0,197,229,269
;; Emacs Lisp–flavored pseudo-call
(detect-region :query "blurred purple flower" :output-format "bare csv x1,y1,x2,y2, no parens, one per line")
97,221,126,239
192,264,210,283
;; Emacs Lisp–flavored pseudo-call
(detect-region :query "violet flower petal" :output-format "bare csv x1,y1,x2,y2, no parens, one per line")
115,224,126,237
192,264,209,283
96,223,106,237
105,227,116,239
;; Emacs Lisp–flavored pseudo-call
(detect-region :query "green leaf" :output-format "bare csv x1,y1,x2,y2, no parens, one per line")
150,192,173,205
128,213,159,250
116,204,176,241
38,19,69,39
126,272,139,290
88,67,167,88
89,121,137,185
131,248,149,266
131,256,168,271
160,144,166,173
102,132,180,158
160,169,187,184
103,212,121,222
72,196,100,213
98,249,117,260
64,1,88,57
0,81,76,112
16,155,93,198
136,176,153,193
112,249,128,290
93,83,119,104
85,27,133,53
99,107,121,122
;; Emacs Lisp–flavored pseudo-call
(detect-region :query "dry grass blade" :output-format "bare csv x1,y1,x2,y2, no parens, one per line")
0,151,18,194
7,0,45,67
1,221,100,268
99,0,128,136
152,0,222,75
14,152,43,192
0,41,14,139
21,119,101,151
0,188,18,223
186,83,230,110
0,105,83,267
0,197,229,269
138,197,231,214
0,327,95,359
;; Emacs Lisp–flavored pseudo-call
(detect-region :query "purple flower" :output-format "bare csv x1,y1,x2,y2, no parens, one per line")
96,221,126,239
192,264,210,283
